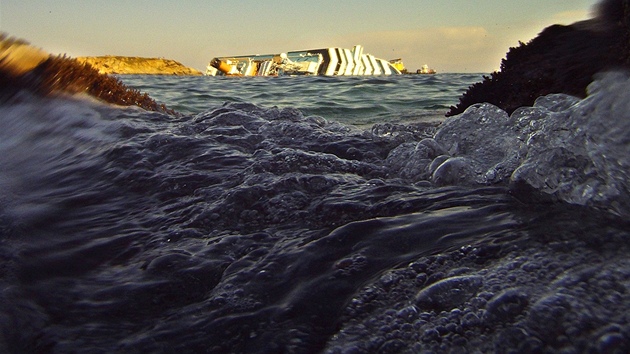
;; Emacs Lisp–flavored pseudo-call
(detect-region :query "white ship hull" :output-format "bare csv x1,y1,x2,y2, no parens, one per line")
206,45,402,77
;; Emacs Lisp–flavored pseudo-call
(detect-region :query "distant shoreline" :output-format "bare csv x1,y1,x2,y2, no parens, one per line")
76,56,203,76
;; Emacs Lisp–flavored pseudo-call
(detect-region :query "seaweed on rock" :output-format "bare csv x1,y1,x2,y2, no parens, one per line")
0,34,175,114
447,0,630,116
32,55,175,114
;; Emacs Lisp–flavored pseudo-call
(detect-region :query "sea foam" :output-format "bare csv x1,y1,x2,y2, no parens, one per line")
1,70,629,353
427,71,630,217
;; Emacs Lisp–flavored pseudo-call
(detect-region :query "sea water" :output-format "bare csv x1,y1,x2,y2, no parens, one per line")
0,73,629,353
118,74,481,127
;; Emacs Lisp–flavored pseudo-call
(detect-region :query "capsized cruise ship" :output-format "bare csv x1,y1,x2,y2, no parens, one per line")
206,45,402,76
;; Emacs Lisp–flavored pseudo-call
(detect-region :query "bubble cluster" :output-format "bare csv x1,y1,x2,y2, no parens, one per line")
1,73,629,353
326,214,630,353
428,71,630,218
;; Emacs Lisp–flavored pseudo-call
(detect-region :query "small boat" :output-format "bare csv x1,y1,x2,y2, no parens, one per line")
206,45,402,77
417,64,436,75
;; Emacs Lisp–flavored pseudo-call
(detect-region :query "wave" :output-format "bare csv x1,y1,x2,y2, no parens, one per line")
1,61,629,351
433,71,630,218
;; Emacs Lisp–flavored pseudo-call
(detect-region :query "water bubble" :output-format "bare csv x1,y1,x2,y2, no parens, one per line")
415,275,483,311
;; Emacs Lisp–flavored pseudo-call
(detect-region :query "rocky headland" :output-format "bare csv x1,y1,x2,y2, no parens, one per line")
0,34,175,113
76,56,202,76
447,0,630,116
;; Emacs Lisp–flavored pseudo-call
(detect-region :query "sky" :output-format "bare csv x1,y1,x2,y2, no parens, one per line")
1,0,600,73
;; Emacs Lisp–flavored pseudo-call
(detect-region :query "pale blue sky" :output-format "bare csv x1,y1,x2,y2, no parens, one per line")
1,0,599,72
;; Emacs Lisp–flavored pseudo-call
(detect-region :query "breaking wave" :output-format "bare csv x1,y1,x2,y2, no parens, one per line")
0,72,629,353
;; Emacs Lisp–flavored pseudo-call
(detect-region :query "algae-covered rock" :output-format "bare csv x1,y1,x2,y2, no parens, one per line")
0,34,175,113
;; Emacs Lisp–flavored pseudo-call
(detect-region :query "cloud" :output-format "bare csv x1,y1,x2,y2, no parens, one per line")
437,27,490,52
331,26,505,73
513,8,594,56
208,24,529,73
550,10,591,24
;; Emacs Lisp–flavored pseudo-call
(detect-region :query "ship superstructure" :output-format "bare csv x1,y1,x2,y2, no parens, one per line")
206,45,402,76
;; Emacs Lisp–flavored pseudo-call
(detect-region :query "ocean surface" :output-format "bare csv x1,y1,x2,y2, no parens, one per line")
119,74,481,127
1,72,630,353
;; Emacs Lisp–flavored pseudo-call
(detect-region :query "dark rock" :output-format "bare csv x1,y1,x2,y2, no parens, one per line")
447,0,630,117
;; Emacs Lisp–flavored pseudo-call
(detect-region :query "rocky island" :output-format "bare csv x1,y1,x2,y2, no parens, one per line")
76,56,203,76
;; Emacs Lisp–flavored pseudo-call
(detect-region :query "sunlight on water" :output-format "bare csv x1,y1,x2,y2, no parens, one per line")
118,74,484,127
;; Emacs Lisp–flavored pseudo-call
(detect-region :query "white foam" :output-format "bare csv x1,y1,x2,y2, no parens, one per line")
427,71,630,217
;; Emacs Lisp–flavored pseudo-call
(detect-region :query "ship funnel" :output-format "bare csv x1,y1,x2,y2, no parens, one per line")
352,45,363,62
